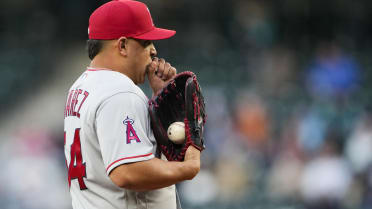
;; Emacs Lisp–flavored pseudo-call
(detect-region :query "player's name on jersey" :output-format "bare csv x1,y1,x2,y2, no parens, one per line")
64,89,89,118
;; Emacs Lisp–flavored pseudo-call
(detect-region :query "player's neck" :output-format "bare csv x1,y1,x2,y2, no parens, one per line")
90,53,117,71
90,54,136,83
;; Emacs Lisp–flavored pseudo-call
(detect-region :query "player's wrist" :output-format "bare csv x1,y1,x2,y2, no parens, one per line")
183,146,201,180
151,88,161,96
185,146,201,160
182,159,200,180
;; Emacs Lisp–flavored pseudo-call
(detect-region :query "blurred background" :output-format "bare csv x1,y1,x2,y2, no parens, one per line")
1,0,372,208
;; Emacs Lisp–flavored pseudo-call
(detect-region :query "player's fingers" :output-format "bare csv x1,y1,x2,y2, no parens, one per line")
168,66,177,79
162,62,171,80
147,57,159,77
157,58,166,78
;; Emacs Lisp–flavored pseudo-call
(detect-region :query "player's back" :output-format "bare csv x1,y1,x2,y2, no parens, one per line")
63,68,176,209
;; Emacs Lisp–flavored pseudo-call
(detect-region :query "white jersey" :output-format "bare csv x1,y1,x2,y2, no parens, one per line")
64,68,177,209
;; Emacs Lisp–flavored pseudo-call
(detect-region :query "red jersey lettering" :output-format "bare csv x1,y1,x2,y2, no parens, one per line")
64,89,89,118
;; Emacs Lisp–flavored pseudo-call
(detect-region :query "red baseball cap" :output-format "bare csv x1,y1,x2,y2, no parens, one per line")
88,0,176,40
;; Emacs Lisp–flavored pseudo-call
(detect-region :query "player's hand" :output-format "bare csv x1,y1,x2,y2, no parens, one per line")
184,146,201,178
184,146,201,161
147,57,177,95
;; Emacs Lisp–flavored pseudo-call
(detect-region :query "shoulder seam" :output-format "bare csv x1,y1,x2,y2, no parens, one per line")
94,91,148,120
104,91,147,105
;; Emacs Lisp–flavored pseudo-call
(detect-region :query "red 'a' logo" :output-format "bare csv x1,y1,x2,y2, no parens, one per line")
123,117,141,144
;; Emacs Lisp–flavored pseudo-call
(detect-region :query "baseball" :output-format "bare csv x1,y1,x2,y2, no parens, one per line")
167,122,185,144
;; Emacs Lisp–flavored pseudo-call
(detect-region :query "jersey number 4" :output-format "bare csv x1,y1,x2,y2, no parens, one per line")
65,128,88,190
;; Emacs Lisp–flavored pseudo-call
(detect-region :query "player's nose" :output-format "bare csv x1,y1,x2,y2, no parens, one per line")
150,44,157,58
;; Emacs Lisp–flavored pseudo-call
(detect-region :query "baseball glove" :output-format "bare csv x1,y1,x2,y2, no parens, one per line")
149,71,206,161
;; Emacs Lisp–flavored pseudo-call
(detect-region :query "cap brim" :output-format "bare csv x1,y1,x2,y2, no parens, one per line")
132,27,176,40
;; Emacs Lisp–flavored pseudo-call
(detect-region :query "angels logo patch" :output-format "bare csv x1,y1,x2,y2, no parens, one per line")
123,117,141,144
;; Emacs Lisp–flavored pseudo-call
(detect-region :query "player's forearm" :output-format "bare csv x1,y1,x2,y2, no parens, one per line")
170,158,200,181
129,159,200,191
109,157,200,191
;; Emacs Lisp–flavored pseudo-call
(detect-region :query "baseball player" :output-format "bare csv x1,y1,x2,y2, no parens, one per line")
63,1,201,209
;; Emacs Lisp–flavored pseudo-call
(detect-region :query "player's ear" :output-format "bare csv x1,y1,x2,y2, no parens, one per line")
117,37,128,56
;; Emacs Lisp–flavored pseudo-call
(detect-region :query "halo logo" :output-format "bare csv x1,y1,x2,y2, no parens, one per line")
123,116,141,144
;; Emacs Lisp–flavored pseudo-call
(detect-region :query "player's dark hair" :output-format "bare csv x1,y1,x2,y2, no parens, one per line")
87,39,103,60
